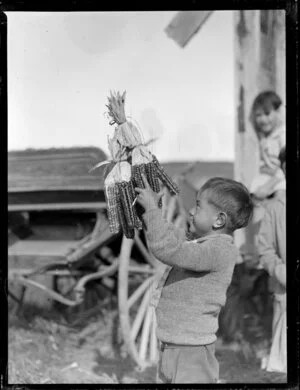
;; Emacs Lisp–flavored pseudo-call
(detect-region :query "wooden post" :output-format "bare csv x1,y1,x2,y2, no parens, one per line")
234,10,261,188
273,10,286,103
258,10,286,102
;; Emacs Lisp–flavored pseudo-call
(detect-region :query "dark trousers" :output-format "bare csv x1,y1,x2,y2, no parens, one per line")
156,342,219,384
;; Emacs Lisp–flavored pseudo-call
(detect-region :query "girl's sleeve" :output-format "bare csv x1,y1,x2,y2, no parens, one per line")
279,130,286,149
143,209,222,272
259,140,275,169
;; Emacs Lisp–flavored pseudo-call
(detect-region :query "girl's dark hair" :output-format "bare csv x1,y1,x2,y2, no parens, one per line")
199,177,254,232
252,91,282,114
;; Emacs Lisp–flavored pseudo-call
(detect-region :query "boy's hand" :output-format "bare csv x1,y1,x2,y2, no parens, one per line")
135,174,164,212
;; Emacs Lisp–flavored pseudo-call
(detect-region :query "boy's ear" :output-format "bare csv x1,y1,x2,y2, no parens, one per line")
213,212,227,229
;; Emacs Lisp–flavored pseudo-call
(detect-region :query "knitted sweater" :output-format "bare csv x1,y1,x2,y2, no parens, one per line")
144,208,238,345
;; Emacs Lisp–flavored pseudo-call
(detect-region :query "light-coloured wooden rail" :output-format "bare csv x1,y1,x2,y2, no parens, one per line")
8,202,107,212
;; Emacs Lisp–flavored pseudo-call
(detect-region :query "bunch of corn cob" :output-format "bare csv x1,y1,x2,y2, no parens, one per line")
105,161,142,238
101,90,179,238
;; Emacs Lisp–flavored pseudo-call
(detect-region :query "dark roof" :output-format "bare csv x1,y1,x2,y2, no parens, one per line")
8,147,108,192
8,147,233,212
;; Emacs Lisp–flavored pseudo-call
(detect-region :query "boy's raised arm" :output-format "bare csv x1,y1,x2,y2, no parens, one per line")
143,208,222,272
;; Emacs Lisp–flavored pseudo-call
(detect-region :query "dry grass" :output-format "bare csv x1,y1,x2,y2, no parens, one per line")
8,325,64,384
7,304,287,385
7,306,122,384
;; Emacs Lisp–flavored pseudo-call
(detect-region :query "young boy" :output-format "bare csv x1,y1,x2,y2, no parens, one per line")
257,146,286,373
135,175,254,383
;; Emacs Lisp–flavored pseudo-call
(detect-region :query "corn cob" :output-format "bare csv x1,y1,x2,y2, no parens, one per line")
116,185,135,239
117,181,135,229
145,162,159,192
139,163,147,181
105,185,121,234
128,180,143,230
132,164,145,189
131,166,145,220
152,155,179,195
145,162,162,208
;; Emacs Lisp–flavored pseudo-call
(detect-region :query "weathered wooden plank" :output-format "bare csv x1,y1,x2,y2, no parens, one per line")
8,177,105,191
8,190,106,206
273,10,286,102
234,10,261,253
8,253,68,271
8,240,76,258
8,147,107,192
8,202,106,212
234,10,261,188
258,10,285,100
165,11,213,48
258,10,285,105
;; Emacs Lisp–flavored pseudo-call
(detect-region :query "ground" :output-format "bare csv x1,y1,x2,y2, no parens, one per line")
7,305,287,385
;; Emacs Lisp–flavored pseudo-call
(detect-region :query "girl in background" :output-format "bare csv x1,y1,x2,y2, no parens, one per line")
243,91,286,265
250,91,286,200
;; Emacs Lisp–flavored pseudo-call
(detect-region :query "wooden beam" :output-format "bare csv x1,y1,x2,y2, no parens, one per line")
234,10,261,187
8,240,76,258
234,10,261,254
8,202,107,212
258,10,286,106
165,11,213,48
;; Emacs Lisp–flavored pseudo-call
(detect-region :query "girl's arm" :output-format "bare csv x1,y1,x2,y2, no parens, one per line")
259,137,281,171
254,175,283,199
260,165,279,176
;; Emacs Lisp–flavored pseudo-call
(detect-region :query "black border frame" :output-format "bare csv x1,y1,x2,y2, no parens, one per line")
1,1,299,389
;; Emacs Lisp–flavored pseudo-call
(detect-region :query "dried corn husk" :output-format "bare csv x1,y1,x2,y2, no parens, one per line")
109,121,142,152
106,90,127,125
101,90,179,238
131,145,153,165
106,91,142,157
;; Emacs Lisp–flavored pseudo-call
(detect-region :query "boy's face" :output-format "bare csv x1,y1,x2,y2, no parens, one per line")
188,190,218,237
254,108,278,135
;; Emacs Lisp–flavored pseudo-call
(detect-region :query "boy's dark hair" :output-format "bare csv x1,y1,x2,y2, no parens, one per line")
199,177,254,231
279,146,286,167
252,91,282,114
